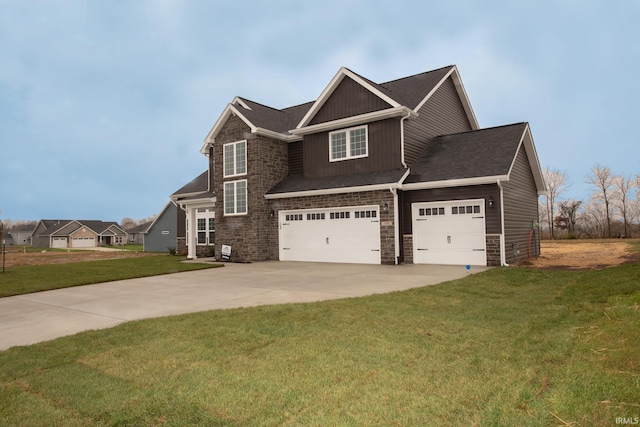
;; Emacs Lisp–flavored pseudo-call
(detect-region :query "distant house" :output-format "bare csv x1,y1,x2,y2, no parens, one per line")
31,220,128,248
10,223,36,245
144,201,182,253
126,221,152,245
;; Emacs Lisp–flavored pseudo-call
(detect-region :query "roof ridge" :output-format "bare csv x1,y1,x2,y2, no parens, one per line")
380,65,455,86
435,122,528,138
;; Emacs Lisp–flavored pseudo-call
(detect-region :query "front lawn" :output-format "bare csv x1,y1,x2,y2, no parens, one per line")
0,265,638,425
0,256,221,297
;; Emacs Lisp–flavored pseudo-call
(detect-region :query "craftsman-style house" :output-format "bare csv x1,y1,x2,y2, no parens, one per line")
173,65,545,266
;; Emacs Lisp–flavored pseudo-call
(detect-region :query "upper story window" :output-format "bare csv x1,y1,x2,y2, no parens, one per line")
224,180,247,216
329,125,368,162
223,140,247,177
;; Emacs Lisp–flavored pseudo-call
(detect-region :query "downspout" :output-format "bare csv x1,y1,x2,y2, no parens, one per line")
400,110,411,168
390,187,400,265
497,180,509,266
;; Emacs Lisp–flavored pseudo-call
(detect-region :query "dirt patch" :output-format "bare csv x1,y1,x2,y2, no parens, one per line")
1,247,158,267
515,240,640,270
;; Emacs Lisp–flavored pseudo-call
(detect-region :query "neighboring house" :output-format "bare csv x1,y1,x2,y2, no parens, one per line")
10,224,36,245
144,201,183,253
126,221,152,244
171,170,215,257
31,220,128,248
176,65,545,266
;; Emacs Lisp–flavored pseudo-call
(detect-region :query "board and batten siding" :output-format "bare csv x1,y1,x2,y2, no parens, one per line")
144,203,178,253
404,76,473,166
309,76,392,125
501,139,541,264
288,141,303,175
303,118,402,178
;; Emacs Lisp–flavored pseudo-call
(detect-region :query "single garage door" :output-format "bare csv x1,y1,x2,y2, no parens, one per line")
279,205,381,264
72,237,96,248
412,199,487,266
52,237,68,248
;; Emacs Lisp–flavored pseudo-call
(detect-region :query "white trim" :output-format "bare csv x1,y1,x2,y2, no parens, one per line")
291,106,415,136
255,127,302,142
223,140,247,178
232,97,252,110
402,175,509,191
329,125,368,162
200,105,255,154
296,67,402,129
497,180,509,266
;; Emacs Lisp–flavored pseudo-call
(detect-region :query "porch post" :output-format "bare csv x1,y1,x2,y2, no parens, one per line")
187,206,197,259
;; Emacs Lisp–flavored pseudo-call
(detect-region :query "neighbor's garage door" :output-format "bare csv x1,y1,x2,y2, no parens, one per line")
52,237,68,248
72,237,96,248
279,206,381,264
412,199,486,266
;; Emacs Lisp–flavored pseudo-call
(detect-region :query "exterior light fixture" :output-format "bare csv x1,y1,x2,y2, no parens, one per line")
382,202,389,212
488,196,494,208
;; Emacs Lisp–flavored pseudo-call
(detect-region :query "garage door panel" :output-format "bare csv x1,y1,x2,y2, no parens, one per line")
279,206,380,264
413,200,486,266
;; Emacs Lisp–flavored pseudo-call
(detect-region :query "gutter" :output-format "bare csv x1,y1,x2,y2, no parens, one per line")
400,110,411,168
497,179,509,267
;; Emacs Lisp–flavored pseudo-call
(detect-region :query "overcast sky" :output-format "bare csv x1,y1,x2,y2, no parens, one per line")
1,0,638,222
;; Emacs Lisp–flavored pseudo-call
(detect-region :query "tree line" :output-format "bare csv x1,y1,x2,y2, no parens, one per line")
541,165,640,239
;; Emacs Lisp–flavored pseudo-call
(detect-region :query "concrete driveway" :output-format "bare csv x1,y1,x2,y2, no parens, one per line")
0,261,488,351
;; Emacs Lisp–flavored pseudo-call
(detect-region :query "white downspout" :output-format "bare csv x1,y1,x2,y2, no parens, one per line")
390,187,400,265
497,180,509,266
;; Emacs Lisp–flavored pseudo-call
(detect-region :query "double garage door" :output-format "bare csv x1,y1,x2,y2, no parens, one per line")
412,199,487,266
279,205,380,264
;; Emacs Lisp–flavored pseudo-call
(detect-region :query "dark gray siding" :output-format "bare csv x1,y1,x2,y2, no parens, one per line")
288,141,303,175
145,203,178,252
309,77,392,125
404,76,473,166
401,185,501,235
501,138,541,264
303,118,402,178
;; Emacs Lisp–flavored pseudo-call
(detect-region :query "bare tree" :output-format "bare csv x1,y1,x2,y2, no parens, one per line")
542,167,568,239
612,175,635,237
556,199,582,237
586,165,614,238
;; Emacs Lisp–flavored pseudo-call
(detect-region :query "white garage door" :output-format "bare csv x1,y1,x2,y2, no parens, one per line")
72,237,96,248
412,199,487,266
279,206,381,264
52,237,68,248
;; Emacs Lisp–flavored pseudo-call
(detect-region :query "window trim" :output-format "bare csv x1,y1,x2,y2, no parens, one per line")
223,140,247,178
224,179,248,216
328,125,368,162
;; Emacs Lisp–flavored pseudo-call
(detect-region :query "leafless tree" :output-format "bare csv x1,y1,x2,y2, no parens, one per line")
612,174,635,237
586,165,614,238
542,167,568,239
556,199,582,237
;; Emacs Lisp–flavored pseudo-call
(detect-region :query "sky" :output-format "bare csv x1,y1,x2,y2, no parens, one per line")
1,0,638,223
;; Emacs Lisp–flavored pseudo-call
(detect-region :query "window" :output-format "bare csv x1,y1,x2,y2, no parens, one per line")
224,180,247,215
186,207,215,246
452,205,481,215
223,140,247,177
329,125,368,161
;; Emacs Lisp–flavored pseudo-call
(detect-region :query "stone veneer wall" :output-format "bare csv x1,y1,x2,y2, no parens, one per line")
176,237,187,256
213,114,289,262
403,235,413,264
270,189,397,264
485,234,502,266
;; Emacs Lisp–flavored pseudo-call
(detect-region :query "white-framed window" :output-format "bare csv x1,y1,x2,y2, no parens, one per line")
223,140,247,177
224,180,247,215
187,207,215,246
329,125,368,161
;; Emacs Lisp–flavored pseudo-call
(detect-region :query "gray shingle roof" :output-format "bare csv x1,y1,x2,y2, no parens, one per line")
267,168,408,195
406,123,528,183
172,170,209,196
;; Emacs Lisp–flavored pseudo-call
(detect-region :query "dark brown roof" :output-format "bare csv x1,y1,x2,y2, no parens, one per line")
267,168,408,195
172,170,209,196
232,66,454,134
406,123,528,183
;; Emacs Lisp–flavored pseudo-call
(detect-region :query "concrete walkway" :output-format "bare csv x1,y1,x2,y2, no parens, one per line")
0,261,488,351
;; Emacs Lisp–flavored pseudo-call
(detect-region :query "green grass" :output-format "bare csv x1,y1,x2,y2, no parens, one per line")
1,265,638,425
0,256,221,297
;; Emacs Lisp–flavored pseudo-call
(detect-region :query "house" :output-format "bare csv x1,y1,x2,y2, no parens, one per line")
31,220,128,248
126,221,152,245
176,65,545,266
9,223,36,246
143,201,183,253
